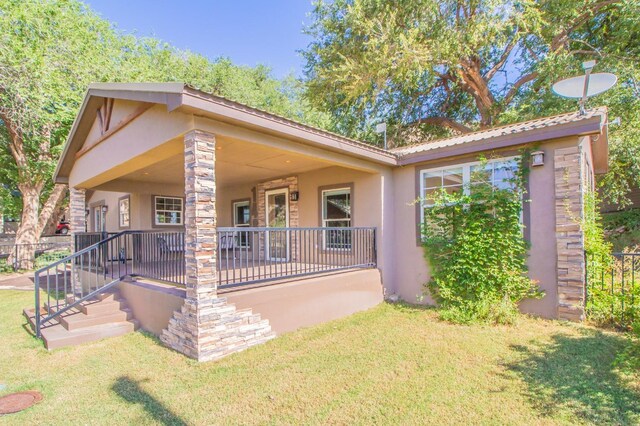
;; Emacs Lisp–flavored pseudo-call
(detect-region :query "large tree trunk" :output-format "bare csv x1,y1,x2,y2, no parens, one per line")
7,183,67,270
9,185,42,270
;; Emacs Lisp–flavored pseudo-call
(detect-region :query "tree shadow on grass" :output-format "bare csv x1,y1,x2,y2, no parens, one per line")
507,328,640,425
112,376,188,426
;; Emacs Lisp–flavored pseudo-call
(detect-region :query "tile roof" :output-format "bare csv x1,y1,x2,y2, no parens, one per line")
392,107,607,157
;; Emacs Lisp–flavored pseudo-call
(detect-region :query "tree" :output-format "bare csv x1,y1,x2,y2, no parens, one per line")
0,0,320,268
303,1,621,137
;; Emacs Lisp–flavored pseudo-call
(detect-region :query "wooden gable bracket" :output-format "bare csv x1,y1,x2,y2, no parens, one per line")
97,98,114,135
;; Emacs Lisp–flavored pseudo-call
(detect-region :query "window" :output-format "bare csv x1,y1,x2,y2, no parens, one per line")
232,200,250,247
93,207,104,232
419,157,519,223
322,187,352,250
154,196,183,226
119,196,130,228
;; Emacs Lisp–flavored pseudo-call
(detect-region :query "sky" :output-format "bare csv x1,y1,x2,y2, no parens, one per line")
84,1,315,78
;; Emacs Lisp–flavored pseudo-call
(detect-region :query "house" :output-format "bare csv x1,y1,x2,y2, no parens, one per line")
30,83,609,361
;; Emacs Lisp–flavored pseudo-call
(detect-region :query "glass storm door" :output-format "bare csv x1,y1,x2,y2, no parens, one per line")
265,188,289,261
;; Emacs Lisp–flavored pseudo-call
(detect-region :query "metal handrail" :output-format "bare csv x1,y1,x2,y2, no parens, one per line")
34,231,130,337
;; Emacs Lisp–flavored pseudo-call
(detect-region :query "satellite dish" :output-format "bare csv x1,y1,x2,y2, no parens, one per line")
551,61,617,115
552,73,617,99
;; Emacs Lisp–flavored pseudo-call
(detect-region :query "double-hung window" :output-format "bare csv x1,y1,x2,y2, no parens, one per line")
419,157,519,224
232,200,251,248
321,187,352,250
154,196,183,226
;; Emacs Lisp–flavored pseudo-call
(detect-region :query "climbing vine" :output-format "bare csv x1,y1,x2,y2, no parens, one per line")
421,154,542,324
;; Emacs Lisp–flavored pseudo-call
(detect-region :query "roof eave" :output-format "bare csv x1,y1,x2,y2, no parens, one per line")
397,116,605,166
180,91,398,166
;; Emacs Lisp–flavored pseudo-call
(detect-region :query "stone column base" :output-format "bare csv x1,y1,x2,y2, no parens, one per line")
161,297,275,362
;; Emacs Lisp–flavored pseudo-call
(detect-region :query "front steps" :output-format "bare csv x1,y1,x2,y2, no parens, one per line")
24,292,139,350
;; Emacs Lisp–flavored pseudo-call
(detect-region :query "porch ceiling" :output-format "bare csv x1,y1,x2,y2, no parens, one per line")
112,135,351,188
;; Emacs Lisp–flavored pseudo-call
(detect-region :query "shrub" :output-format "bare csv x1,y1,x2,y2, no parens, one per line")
421,156,542,325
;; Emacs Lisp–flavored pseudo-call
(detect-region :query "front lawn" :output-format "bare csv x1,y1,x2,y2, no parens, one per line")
1,290,639,425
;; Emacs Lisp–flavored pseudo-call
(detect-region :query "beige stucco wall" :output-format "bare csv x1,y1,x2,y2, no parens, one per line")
226,269,383,334
118,280,185,336
390,136,588,318
87,184,184,233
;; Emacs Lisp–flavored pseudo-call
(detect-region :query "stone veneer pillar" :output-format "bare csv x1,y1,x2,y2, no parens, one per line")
554,146,586,321
161,130,274,361
69,188,86,295
69,188,86,237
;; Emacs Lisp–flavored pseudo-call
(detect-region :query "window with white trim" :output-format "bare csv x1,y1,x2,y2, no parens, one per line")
233,200,251,248
322,188,352,250
119,196,130,228
420,157,519,224
154,196,183,226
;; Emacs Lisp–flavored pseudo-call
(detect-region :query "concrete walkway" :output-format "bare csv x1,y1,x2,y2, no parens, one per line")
0,273,34,290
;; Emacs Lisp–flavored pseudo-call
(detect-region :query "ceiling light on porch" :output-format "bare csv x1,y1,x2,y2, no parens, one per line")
216,146,223,150
143,172,149,175
285,160,292,163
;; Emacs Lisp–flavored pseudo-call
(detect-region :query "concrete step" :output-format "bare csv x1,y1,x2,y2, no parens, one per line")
81,299,127,315
41,319,139,350
23,307,59,331
95,292,120,302
60,308,133,331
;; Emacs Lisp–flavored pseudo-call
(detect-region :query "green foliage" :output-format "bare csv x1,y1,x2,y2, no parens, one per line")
614,322,640,376
304,0,640,205
0,258,14,274
603,209,640,252
0,0,328,233
420,156,541,324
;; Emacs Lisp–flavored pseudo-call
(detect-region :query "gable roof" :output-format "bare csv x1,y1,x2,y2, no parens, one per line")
55,83,609,183
54,83,396,183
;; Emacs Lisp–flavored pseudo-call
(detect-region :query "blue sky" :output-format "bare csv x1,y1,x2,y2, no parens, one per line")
84,1,315,78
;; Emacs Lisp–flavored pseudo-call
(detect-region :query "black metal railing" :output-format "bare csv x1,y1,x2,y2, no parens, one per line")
34,230,187,337
74,230,186,286
34,232,128,337
586,252,640,329
0,241,73,271
216,227,376,288
41,226,376,320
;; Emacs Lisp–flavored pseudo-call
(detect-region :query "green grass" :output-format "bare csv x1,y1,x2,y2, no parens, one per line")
1,291,639,425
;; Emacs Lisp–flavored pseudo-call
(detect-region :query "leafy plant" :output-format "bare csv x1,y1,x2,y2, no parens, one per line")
420,156,541,324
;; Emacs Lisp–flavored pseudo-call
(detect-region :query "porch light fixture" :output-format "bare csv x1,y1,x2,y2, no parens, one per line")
85,209,90,216
531,150,545,167
101,205,108,213
290,191,299,202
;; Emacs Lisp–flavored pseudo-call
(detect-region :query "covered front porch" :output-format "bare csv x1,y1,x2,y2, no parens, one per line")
41,83,393,360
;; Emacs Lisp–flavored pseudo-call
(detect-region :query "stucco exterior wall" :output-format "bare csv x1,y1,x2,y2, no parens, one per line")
86,186,184,233
390,136,588,318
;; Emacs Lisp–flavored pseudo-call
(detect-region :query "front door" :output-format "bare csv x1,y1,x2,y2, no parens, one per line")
265,188,289,261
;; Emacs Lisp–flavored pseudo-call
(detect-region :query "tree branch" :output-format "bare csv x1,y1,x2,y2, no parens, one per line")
550,0,620,52
36,184,67,237
504,71,539,106
485,38,517,81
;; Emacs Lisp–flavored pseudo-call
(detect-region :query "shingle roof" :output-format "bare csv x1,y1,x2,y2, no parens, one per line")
392,107,607,157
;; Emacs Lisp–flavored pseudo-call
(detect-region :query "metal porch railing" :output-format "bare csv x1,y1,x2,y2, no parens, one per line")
216,227,377,288
34,226,377,335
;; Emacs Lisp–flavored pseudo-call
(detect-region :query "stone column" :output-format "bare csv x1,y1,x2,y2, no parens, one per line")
554,146,586,321
161,130,274,361
69,188,86,295
69,188,86,238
